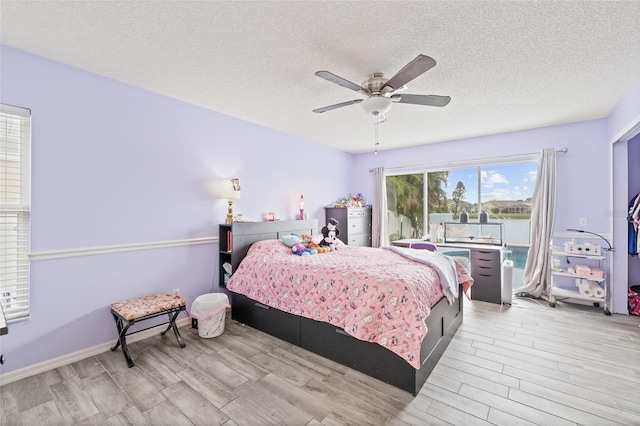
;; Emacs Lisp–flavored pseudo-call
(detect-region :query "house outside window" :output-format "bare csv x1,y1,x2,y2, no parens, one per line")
1,104,31,322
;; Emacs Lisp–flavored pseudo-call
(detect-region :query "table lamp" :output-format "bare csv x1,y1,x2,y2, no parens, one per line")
221,178,241,224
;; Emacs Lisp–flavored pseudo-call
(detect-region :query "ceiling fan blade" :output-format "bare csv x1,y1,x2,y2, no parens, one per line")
313,99,363,113
382,55,437,91
315,71,364,92
391,94,451,107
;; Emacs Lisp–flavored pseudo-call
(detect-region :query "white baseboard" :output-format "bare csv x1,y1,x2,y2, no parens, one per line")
0,317,191,386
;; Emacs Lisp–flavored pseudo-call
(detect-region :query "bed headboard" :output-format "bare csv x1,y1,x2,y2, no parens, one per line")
223,219,318,280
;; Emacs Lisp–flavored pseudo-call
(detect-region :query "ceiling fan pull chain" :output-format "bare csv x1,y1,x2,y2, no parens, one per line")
374,113,379,154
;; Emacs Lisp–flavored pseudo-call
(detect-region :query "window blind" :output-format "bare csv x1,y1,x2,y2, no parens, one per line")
1,104,31,322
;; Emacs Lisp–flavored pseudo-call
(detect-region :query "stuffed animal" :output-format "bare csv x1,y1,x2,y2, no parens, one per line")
301,234,329,254
292,242,313,256
319,218,340,251
281,234,314,256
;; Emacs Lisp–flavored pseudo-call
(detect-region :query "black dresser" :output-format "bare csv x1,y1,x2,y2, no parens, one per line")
324,207,372,247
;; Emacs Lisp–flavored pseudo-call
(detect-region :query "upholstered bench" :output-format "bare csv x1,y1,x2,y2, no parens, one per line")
110,292,186,367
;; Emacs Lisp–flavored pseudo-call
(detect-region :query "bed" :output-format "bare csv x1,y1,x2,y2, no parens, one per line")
224,220,472,395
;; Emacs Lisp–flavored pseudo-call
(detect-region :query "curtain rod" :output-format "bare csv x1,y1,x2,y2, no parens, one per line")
369,147,568,172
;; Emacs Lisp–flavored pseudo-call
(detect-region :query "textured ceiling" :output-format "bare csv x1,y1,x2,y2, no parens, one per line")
1,1,639,154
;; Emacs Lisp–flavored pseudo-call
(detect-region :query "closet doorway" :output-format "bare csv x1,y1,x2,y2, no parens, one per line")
612,124,640,314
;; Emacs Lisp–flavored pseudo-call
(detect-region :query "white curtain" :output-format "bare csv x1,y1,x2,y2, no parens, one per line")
514,148,557,298
372,167,388,248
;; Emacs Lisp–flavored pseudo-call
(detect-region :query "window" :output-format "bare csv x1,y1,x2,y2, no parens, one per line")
386,173,426,240
1,104,31,322
386,159,537,244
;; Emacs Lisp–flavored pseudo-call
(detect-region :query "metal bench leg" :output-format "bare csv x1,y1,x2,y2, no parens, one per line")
161,309,186,348
110,312,135,368
110,312,124,351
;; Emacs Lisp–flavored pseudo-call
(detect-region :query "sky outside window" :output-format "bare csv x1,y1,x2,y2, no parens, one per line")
446,162,537,203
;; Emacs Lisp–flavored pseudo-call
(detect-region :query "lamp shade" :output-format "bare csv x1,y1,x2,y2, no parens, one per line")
220,178,241,199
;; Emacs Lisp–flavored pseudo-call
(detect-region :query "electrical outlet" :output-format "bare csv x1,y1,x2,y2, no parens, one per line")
173,288,180,297
579,217,587,226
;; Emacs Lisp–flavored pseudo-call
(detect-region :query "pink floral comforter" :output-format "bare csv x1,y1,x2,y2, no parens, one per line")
226,239,473,369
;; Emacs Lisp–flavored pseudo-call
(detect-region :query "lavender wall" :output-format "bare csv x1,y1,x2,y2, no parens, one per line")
607,81,640,143
0,46,353,374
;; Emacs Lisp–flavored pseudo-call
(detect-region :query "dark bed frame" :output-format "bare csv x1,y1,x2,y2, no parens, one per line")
223,219,463,396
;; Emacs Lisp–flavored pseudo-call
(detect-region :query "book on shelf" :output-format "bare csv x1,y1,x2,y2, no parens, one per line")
226,230,232,252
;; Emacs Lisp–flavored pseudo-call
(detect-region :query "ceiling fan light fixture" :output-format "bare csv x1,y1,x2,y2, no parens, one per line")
361,96,392,116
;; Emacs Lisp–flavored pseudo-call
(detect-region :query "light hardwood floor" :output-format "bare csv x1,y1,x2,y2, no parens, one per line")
2,297,640,425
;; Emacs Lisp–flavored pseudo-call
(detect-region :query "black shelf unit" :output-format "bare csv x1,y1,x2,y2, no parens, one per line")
218,220,318,288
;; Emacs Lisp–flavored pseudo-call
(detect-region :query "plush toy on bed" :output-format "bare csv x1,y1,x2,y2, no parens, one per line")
280,234,316,256
301,234,329,254
320,218,340,251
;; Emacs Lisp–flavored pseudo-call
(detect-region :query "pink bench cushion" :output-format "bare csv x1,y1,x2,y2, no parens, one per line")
111,292,186,320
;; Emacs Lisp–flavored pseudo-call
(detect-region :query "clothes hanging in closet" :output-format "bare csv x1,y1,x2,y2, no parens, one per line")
629,192,640,256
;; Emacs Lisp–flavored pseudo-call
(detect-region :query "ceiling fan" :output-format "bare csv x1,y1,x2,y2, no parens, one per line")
312,54,451,118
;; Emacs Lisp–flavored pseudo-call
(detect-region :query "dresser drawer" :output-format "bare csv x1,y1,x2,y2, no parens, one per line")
347,209,369,218
471,250,500,269
472,269,499,282
348,233,371,246
468,248,501,304
470,273,501,304
346,216,370,233
471,249,500,262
